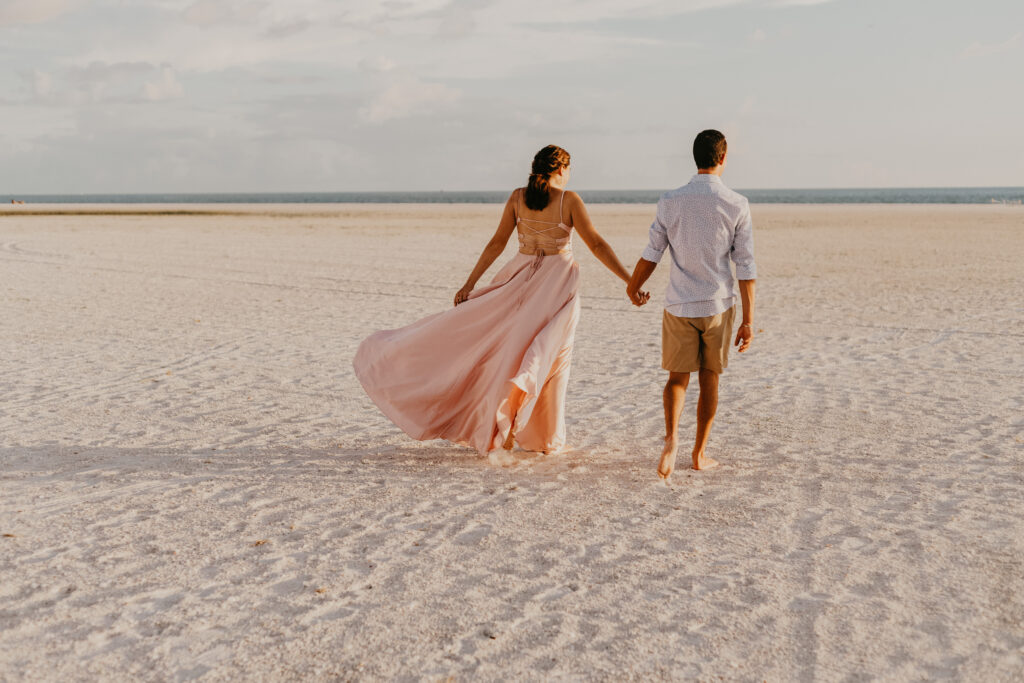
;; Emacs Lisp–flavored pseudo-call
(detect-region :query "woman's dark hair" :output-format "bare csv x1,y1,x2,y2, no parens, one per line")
693,129,727,169
524,145,571,210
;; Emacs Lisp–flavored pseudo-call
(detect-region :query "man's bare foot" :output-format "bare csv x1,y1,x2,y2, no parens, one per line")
658,437,678,480
692,452,719,471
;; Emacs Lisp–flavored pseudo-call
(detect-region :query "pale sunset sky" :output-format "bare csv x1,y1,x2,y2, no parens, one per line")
1,0,1022,192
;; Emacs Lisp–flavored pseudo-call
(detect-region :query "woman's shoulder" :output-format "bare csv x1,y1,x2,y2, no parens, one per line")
562,190,584,209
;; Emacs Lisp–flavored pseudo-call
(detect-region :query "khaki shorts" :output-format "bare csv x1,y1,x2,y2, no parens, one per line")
662,306,735,374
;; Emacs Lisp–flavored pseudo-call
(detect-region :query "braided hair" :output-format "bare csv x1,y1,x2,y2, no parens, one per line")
524,144,571,211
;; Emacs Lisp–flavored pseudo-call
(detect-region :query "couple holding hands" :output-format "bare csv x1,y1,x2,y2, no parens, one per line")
354,130,756,481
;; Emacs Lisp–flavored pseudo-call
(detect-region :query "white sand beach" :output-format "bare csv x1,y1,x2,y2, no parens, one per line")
1,203,1022,680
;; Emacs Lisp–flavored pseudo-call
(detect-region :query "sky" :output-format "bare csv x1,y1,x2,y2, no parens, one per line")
1,0,1022,192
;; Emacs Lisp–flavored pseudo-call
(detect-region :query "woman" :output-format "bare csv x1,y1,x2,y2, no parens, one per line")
353,145,648,456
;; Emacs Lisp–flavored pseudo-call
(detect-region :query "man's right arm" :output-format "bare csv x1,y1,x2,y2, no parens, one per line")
627,201,669,305
627,258,657,306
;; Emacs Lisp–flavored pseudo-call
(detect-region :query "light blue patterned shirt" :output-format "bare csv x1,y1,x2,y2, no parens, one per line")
641,174,757,318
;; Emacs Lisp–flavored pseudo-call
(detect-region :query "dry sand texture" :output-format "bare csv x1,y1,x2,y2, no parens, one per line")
1,203,1022,680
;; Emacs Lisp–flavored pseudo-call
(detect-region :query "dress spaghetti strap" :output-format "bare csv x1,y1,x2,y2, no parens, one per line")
517,188,568,223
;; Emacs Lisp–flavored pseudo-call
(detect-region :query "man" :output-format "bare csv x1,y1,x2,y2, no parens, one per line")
627,129,757,480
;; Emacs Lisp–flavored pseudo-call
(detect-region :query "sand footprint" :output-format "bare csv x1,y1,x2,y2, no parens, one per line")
533,584,579,602
453,524,492,546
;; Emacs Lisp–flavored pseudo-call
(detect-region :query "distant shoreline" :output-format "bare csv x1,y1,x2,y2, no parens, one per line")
2,203,1022,218
3,187,1024,206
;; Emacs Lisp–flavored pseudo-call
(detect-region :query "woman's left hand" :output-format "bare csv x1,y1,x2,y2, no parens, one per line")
454,285,473,306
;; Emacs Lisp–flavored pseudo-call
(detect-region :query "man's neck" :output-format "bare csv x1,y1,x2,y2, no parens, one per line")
697,166,723,176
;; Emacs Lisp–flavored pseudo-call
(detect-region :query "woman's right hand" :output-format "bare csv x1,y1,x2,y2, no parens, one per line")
454,285,473,306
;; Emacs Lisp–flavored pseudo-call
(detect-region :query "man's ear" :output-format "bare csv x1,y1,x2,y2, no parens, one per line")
720,152,728,167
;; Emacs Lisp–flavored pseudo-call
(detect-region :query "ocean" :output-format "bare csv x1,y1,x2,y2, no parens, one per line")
4,187,1024,205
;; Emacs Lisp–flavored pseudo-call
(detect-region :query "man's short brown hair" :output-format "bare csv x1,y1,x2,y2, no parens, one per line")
693,129,727,169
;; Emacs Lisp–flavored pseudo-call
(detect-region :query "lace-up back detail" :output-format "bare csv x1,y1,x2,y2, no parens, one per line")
515,189,572,256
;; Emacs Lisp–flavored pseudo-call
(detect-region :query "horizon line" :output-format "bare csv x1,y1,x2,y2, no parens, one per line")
4,185,1024,196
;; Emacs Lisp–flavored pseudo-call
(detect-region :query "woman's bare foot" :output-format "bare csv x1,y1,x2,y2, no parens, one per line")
657,437,678,480
692,451,719,471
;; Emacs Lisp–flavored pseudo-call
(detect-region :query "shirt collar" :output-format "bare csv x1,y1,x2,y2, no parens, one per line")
691,173,722,184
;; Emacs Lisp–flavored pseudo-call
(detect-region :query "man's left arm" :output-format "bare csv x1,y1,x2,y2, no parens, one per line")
732,201,757,352
734,279,756,352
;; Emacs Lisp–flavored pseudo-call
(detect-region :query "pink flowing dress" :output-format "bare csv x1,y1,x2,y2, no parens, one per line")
353,189,580,455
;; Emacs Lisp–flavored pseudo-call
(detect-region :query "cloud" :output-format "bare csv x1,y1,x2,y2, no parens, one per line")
11,0,1014,193
737,95,757,117
181,0,266,27
0,0,74,26
960,32,1021,59
32,70,53,97
17,61,185,105
143,66,184,101
429,0,488,38
333,0,452,25
264,18,310,38
358,78,460,124
67,61,154,104
474,0,838,24
769,0,836,5
35,0,823,80
358,57,397,73
70,61,154,83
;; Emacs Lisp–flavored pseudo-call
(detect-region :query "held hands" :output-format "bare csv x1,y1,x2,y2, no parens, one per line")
453,285,473,306
625,259,655,308
626,285,650,307
734,323,753,352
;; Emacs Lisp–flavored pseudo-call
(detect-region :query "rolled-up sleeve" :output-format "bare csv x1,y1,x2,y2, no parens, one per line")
731,201,757,279
641,201,669,263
